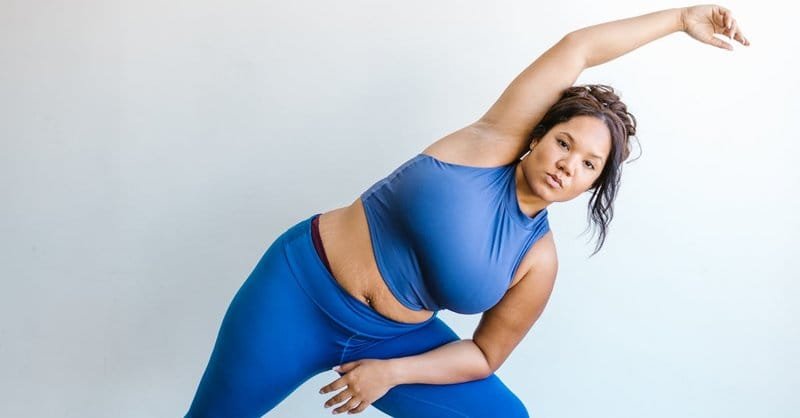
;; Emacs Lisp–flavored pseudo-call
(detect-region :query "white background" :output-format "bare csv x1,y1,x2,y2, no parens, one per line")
1,0,797,417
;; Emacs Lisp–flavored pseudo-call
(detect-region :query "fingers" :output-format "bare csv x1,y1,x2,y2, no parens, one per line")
720,8,750,47
728,19,750,46
319,377,347,395
333,398,362,415
338,361,359,372
727,18,740,42
737,33,750,46
324,389,352,409
708,35,733,51
348,401,370,414
323,389,369,415
720,7,732,32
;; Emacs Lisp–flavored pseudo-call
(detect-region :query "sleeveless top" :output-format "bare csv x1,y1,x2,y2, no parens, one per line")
359,153,550,314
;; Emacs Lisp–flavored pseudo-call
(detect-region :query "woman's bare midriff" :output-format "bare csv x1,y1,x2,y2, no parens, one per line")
317,198,436,325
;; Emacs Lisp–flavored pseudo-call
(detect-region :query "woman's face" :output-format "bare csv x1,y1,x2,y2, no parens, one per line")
521,115,612,203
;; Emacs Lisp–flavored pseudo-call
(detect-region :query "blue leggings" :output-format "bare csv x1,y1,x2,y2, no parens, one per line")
185,214,529,417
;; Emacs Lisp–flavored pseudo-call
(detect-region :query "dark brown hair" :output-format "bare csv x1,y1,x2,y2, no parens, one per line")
526,84,640,256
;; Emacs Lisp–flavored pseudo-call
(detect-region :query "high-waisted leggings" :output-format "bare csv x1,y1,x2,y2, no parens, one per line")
185,214,529,417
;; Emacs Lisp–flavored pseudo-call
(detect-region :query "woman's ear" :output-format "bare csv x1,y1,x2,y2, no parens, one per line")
520,137,541,161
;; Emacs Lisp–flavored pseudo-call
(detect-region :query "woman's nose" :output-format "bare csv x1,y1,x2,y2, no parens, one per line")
557,160,574,177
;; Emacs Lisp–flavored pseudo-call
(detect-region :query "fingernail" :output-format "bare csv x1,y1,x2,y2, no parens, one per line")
332,366,341,371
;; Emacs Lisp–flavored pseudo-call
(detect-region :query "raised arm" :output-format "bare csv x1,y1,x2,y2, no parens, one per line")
439,5,747,166
480,8,685,150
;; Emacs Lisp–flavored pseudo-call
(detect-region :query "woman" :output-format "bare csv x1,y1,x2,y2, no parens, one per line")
186,5,748,417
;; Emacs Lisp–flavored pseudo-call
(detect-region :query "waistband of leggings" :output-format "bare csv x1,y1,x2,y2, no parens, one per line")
281,213,437,339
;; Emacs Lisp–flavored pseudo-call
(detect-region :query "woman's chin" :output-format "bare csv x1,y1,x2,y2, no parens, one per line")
538,181,561,199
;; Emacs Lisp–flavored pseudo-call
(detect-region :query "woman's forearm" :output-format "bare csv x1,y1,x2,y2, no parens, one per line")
386,339,493,386
568,7,686,68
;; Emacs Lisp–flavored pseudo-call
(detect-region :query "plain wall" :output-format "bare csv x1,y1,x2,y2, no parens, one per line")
1,0,797,417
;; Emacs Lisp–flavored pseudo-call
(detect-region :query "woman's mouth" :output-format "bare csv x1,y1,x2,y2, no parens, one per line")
546,173,561,188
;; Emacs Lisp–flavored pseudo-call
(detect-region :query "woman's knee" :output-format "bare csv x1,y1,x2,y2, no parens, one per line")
497,391,529,418
474,375,529,418
372,377,529,418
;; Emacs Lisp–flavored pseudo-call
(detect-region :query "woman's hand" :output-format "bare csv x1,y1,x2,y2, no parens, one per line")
319,359,397,415
680,4,750,50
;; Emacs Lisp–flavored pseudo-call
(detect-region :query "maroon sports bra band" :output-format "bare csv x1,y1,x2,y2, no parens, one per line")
311,214,334,275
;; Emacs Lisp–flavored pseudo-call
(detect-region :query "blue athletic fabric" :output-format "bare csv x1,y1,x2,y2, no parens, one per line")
360,153,550,314
185,214,529,417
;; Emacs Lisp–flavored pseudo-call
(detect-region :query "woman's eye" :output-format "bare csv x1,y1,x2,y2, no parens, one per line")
585,161,595,170
558,139,568,149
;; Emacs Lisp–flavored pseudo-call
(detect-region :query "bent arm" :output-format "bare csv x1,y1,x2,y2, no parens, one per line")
569,7,685,68
382,237,558,386
386,339,493,385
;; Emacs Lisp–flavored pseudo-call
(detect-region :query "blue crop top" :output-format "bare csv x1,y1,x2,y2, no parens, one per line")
360,153,550,314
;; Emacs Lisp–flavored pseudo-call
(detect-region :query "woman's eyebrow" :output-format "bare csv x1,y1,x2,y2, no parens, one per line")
560,131,605,162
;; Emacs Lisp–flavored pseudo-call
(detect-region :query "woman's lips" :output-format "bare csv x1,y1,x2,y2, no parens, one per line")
546,173,561,188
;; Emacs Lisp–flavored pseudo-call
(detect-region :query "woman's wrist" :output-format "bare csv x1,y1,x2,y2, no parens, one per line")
678,6,689,32
385,358,405,386
669,7,688,33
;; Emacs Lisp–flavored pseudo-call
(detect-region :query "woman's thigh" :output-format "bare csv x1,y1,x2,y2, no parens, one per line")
185,236,344,418
346,319,529,418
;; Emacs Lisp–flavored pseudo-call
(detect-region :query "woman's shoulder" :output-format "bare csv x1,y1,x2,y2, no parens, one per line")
520,230,558,282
